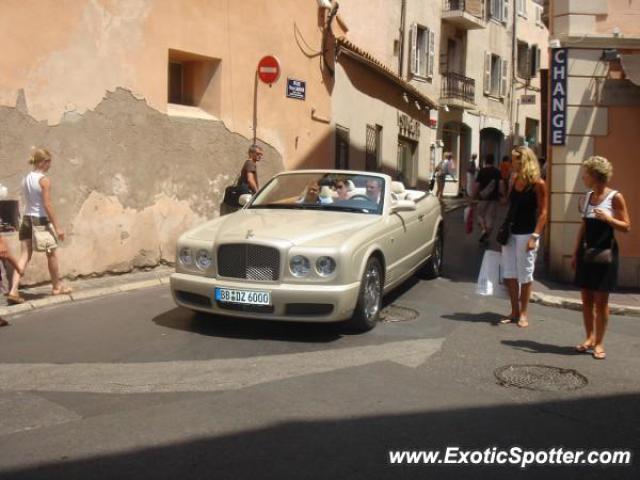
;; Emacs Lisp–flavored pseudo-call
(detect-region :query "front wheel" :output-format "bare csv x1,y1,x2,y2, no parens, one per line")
421,225,444,279
348,257,383,332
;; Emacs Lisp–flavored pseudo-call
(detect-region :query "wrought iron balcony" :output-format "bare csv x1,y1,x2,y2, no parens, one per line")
442,0,486,30
440,71,476,107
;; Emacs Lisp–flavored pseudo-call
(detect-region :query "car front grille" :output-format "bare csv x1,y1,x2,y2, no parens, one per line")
217,244,280,281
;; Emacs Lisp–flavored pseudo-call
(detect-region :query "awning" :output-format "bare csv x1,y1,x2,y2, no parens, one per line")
620,53,640,86
335,36,439,110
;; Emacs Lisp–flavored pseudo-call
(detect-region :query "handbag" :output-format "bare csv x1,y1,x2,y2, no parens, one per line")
428,175,435,191
223,176,251,207
32,223,58,253
582,237,614,265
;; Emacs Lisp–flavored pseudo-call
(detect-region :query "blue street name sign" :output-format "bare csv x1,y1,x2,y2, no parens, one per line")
286,78,306,100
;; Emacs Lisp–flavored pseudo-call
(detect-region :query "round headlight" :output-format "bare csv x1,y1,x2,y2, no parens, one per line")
290,255,311,277
179,247,193,265
195,249,212,270
316,256,336,276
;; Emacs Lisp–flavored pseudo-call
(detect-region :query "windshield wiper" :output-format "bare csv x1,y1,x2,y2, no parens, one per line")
321,205,372,213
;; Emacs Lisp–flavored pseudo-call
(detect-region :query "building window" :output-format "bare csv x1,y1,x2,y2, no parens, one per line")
397,137,417,186
409,23,435,80
516,0,528,18
167,49,221,113
517,41,541,79
489,0,509,24
335,125,350,170
484,52,508,98
366,124,383,171
525,118,539,146
534,4,543,26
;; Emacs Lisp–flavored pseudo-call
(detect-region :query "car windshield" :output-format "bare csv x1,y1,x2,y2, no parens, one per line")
249,172,385,214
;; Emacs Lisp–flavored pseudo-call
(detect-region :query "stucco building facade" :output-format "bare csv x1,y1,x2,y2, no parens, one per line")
547,0,640,287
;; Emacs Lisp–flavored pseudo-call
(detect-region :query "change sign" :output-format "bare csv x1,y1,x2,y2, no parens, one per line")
550,48,568,146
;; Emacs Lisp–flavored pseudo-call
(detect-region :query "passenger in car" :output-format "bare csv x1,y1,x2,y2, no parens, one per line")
335,179,354,200
365,178,383,204
298,180,321,204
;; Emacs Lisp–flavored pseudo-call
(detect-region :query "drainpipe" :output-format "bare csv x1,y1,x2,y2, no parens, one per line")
399,0,407,77
509,0,518,147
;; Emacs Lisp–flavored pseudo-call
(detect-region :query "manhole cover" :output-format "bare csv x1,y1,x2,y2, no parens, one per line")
494,364,588,392
380,304,419,323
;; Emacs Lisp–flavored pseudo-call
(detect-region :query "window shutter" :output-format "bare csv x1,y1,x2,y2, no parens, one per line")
500,57,509,97
489,0,494,17
410,23,418,76
523,0,527,18
484,52,491,95
529,45,537,78
502,0,509,24
428,29,435,78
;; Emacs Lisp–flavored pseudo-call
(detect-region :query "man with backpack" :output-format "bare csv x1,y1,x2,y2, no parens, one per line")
474,153,503,244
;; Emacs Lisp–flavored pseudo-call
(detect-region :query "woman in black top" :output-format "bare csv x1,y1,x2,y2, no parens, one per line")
572,156,630,360
500,147,548,328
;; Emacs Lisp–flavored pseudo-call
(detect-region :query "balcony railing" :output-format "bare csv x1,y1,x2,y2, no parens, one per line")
441,71,475,105
443,0,484,18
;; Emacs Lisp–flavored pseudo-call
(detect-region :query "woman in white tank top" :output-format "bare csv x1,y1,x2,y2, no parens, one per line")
7,148,71,304
572,156,631,360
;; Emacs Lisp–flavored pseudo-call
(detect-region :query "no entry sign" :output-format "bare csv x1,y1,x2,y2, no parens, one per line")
257,55,281,85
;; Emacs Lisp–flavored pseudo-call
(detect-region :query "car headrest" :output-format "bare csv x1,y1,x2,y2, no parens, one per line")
390,181,406,195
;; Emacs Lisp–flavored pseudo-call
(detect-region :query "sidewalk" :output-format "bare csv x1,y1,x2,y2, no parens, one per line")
0,266,173,317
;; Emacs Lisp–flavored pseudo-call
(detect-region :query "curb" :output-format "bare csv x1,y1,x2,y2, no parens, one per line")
0,275,171,317
531,292,640,317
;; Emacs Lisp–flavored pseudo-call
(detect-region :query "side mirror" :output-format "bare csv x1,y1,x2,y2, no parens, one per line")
238,194,253,206
390,199,416,213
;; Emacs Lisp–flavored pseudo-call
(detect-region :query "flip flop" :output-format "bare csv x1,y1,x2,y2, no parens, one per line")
593,350,607,360
6,294,25,305
51,286,73,295
500,316,518,324
575,343,593,353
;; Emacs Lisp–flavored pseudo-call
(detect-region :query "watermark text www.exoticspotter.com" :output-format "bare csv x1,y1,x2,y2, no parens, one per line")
388,447,632,468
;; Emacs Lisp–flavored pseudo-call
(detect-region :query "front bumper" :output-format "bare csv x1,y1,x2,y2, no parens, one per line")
170,273,361,322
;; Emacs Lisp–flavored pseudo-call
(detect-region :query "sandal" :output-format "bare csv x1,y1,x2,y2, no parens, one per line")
7,293,25,305
593,349,607,360
51,286,73,295
0,317,9,327
575,343,594,353
517,319,529,328
500,315,519,324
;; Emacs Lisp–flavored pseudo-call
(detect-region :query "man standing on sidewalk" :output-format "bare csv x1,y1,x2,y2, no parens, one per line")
474,154,502,244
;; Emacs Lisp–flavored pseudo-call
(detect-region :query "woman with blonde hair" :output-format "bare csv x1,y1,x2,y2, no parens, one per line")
499,146,548,328
6,148,71,304
572,156,630,360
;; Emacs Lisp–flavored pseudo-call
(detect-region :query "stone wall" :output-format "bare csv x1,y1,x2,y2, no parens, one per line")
0,88,283,285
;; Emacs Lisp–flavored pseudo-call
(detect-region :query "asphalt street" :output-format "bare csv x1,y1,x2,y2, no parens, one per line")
0,209,638,480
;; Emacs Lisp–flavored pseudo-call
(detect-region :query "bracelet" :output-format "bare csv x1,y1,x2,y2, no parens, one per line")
531,233,540,239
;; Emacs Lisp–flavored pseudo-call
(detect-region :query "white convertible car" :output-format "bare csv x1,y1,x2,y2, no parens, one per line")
170,170,443,331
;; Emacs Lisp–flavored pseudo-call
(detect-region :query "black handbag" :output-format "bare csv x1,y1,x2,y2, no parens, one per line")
223,179,251,207
582,238,614,265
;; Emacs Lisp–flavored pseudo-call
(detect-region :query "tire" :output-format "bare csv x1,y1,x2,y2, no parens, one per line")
348,256,383,332
421,225,444,279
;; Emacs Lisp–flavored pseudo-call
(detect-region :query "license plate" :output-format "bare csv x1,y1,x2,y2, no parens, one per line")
215,287,272,306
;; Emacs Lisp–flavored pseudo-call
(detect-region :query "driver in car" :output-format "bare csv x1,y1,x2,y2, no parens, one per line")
365,179,382,204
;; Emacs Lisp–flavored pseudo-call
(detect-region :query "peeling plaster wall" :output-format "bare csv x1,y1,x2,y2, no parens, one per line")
0,88,283,284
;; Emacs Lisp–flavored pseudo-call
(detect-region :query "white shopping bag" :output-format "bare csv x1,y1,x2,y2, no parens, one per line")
476,250,508,297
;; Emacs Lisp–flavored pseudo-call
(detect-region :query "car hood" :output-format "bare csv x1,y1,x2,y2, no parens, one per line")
185,209,379,247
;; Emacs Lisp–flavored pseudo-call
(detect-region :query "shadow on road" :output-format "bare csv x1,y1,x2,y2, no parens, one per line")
2,393,638,480
501,339,581,356
152,307,345,344
441,311,505,326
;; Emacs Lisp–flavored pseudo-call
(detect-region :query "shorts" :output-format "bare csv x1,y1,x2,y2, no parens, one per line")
476,200,498,230
501,233,539,284
18,215,49,241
